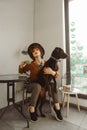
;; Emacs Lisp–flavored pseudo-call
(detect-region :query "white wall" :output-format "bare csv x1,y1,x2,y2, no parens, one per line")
0,0,34,74
34,0,65,59
0,0,34,108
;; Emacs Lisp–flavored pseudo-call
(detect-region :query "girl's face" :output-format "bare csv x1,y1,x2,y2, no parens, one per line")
32,48,41,58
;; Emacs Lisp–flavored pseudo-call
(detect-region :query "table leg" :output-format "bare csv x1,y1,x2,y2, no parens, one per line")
7,82,29,128
0,82,15,118
7,82,15,106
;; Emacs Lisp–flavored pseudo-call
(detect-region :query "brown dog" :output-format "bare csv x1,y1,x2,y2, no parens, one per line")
36,47,68,117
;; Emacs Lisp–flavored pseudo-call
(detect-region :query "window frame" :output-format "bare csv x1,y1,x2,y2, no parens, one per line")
64,0,87,99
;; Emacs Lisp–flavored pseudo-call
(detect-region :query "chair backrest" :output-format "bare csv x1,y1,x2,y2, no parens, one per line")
24,77,32,93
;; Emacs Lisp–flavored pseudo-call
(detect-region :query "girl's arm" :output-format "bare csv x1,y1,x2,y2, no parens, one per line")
43,67,60,78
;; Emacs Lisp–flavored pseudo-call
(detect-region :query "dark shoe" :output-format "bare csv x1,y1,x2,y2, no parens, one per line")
30,112,38,122
52,107,63,121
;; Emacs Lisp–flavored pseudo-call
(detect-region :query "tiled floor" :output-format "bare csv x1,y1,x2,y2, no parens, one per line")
0,101,87,130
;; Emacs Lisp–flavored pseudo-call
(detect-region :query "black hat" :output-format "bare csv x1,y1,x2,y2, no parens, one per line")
28,43,45,59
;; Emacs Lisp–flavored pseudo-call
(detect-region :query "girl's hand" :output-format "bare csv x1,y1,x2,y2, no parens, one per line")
44,67,60,77
19,61,27,68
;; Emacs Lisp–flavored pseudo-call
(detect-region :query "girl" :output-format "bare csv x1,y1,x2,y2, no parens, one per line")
19,43,63,122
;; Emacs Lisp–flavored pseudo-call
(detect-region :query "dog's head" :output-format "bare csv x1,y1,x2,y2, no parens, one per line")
51,47,68,60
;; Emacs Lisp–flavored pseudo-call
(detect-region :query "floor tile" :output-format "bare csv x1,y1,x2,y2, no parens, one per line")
24,117,79,130
79,127,87,130
80,113,87,129
0,120,14,130
62,105,86,127
0,102,87,130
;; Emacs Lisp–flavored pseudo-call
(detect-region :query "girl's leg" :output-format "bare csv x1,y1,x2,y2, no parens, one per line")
28,83,41,122
30,83,41,107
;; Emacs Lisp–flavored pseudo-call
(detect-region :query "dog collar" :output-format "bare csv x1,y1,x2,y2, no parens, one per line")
51,56,60,62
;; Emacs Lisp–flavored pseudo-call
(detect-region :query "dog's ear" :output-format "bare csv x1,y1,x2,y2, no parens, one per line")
56,47,69,58
55,47,61,52
51,47,69,59
51,47,62,59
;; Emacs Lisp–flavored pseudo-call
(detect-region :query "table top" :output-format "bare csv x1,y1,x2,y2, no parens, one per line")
59,87,80,94
0,74,28,83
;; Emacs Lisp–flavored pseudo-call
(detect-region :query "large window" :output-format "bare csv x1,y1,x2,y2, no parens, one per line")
65,0,87,98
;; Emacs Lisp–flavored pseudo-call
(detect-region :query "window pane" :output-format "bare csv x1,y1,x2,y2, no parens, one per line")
69,0,87,94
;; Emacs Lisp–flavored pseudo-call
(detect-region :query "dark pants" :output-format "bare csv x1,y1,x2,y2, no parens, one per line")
27,82,59,107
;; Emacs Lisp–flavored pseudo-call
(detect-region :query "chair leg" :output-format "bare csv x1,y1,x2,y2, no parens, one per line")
62,93,66,107
75,94,80,112
66,94,70,117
